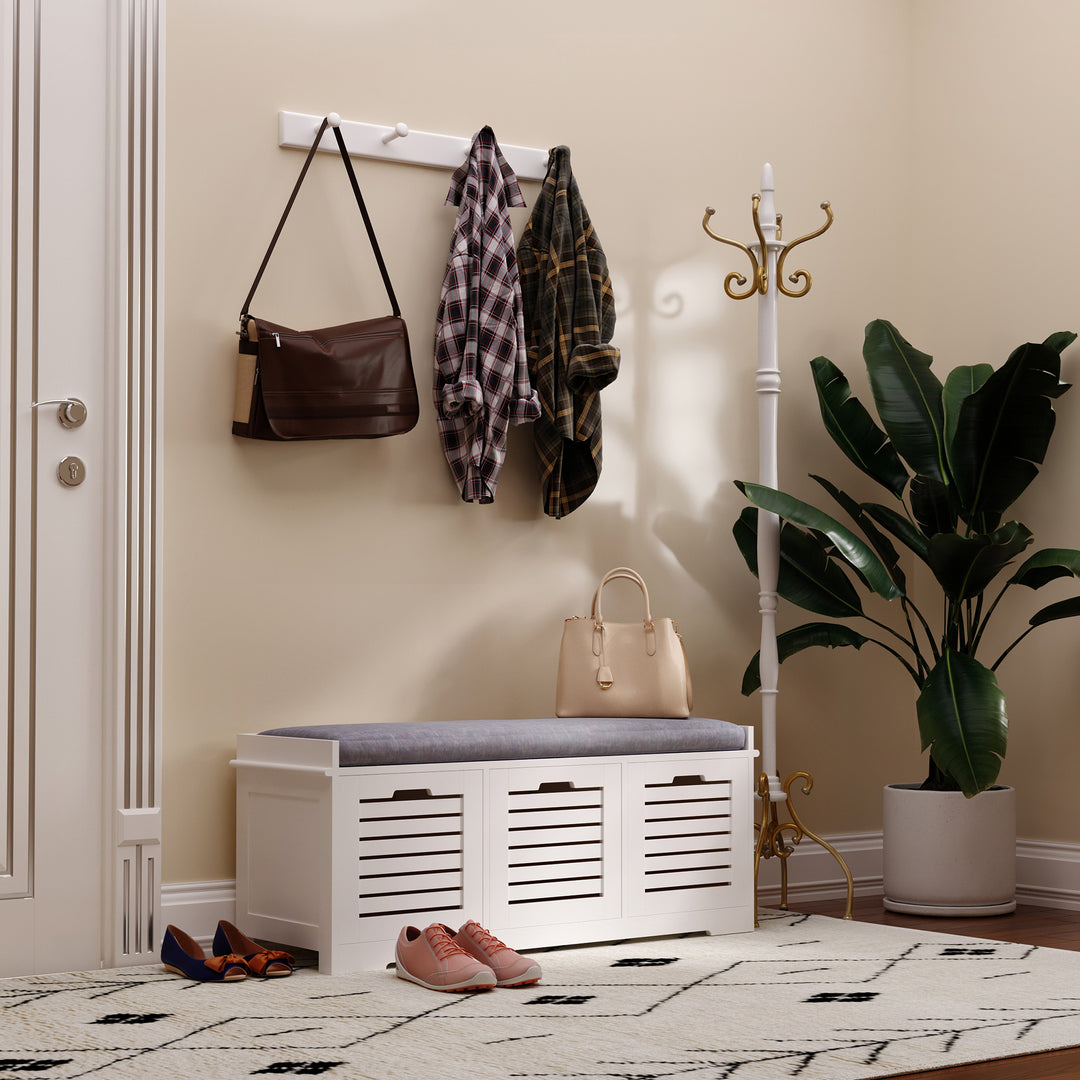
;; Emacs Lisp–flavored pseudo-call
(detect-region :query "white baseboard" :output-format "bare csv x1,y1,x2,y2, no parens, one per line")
163,836,1080,945
756,832,1080,911
1016,838,1080,911
755,831,884,906
160,880,236,950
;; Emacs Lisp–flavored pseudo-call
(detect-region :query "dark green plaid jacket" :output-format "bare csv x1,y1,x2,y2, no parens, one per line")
517,147,619,518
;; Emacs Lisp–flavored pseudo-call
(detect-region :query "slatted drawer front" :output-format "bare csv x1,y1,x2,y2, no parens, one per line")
643,776,733,893
508,783,604,904
355,788,466,920
488,763,621,929
623,760,744,918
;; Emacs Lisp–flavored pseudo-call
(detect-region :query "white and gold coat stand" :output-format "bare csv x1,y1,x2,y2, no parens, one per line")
703,164,852,924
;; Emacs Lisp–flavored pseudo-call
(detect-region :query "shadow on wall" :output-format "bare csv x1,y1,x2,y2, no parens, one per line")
400,252,761,724
209,195,768,734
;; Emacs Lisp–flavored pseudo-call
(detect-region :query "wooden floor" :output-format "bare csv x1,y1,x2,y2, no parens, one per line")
794,895,1080,1080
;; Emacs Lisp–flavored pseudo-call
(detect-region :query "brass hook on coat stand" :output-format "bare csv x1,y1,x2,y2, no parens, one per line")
702,195,771,299
702,194,833,301
776,202,834,297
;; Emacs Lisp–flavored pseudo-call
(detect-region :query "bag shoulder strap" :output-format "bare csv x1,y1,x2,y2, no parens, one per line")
239,117,401,331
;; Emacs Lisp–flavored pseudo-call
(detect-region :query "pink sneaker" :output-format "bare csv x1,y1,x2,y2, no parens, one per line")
452,921,542,987
394,924,496,992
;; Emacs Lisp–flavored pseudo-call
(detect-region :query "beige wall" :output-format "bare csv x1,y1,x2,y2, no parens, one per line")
906,0,1080,838
162,0,1078,884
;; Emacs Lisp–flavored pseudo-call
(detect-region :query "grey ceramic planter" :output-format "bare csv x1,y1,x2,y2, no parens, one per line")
882,783,1016,916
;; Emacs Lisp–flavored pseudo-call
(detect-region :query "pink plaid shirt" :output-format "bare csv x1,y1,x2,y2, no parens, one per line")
434,128,539,503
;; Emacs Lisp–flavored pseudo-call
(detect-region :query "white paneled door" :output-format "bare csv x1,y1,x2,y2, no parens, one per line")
0,0,163,977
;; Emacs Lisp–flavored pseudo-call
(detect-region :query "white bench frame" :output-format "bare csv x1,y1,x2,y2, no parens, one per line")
232,728,757,973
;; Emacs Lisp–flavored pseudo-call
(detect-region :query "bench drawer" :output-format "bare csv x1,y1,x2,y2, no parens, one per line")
486,762,622,930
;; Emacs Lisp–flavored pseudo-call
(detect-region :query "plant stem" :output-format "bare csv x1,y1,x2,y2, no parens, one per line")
992,624,1036,671
855,605,911,646
923,754,960,791
904,598,939,668
972,582,1009,655
865,638,924,687
945,596,961,652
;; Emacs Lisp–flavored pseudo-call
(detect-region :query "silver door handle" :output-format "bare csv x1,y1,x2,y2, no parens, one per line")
31,397,87,429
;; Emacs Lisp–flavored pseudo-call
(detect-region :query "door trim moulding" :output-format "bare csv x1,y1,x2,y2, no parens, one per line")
0,0,36,912
103,0,164,968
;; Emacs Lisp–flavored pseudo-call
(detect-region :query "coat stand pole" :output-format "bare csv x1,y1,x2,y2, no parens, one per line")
703,164,852,925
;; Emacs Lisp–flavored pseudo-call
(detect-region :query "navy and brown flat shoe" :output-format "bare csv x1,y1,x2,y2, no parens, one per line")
213,920,295,978
162,924,248,982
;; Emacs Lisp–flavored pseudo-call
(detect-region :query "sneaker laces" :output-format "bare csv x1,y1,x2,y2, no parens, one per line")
466,922,509,953
425,925,472,961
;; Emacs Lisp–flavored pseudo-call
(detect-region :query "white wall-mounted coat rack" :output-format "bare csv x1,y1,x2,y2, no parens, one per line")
278,111,551,182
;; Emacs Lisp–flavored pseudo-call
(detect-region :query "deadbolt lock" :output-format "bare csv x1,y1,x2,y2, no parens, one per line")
57,456,86,487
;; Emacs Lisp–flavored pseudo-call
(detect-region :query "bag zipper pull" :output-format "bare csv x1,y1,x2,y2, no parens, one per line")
272,332,281,348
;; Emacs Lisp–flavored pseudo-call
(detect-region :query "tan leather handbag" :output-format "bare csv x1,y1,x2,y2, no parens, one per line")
556,567,693,718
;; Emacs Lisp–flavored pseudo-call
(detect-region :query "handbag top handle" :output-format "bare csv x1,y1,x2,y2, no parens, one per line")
591,567,653,627
239,116,401,330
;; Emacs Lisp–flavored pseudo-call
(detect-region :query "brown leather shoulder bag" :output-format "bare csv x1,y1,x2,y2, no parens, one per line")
233,117,419,440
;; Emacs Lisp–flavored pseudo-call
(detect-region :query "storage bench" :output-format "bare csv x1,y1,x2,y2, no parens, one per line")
232,717,756,973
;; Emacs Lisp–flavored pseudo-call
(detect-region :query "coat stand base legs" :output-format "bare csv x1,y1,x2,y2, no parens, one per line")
753,771,853,926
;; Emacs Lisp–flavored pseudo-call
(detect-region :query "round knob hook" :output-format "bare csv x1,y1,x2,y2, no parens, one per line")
381,122,409,144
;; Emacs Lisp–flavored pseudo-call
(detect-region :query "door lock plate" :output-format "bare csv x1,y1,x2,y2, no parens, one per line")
57,456,86,487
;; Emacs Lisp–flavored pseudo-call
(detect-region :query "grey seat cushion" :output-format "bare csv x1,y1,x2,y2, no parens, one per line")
259,716,746,768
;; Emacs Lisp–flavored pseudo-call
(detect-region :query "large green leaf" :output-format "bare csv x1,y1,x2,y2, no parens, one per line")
909,475,956,539
943,364,992,485
950,341,1070,520
917,649,1007,798
1009,547,1080,589
737,482,901,601
863,319,948,484
1028,596,1080,630
861,502,931,563
927,522,1033,601
811,475,906,593
810,356,909,499
741,622,871,695
1029,596,1080,627
1042,330,1078,370
993,594,1080,670
733,508,866,618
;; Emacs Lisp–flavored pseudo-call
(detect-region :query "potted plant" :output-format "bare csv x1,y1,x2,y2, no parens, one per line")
735,318,1080,914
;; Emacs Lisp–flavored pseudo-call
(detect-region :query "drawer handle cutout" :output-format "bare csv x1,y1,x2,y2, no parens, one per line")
391,788,434,800
537,781,576,793
671,775,706,785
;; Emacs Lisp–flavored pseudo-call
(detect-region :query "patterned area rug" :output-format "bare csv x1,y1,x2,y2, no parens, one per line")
3,910,1080,1079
